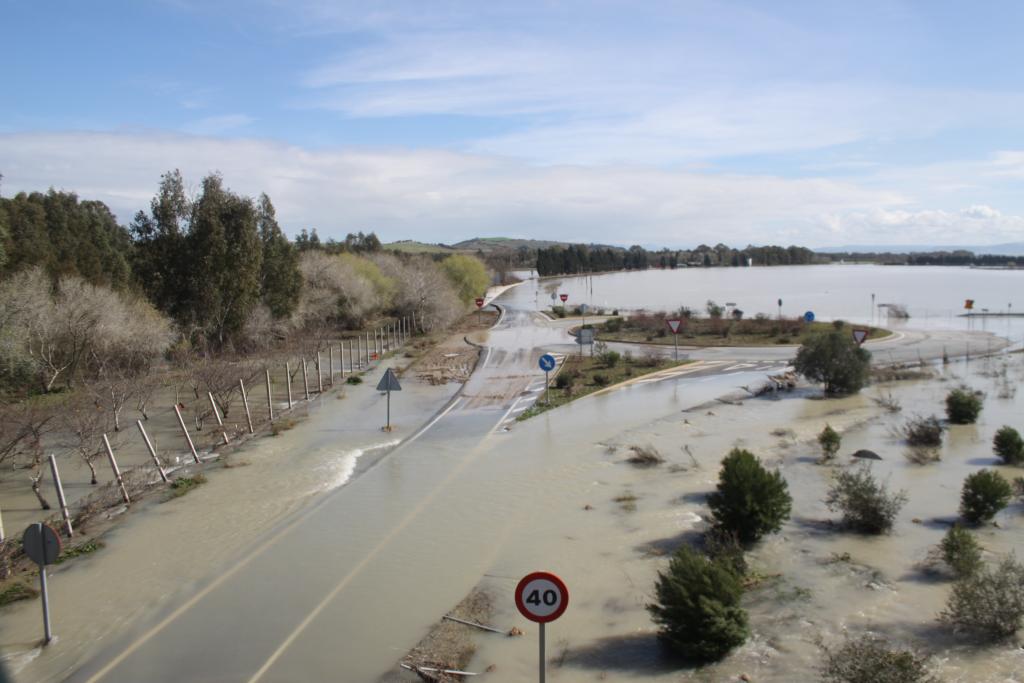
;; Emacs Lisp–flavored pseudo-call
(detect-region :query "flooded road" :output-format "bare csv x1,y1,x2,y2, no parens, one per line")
3,270,1020,682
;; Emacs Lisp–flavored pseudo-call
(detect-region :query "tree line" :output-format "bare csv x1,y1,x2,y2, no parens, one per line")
0,170,491,396
534,242,822,276
823,250,1021,266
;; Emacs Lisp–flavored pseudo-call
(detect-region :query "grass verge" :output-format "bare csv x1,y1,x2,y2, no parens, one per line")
0,582,39,607
165,474,208,501
55,539,105,564
597,319,889,347
517,354,690,421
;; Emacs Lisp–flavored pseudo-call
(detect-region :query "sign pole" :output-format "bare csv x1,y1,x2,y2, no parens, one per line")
544,370,550,405
39,525,52,644
539,621,546,683
673,332,678,361
386,389,391,430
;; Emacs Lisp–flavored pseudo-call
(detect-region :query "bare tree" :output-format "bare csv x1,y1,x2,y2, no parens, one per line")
59,393,117,485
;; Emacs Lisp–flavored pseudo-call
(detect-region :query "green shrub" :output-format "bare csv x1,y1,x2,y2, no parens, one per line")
945,387,983,424
600,350,621,368
993,426,1024,465
940,554,1024,640
603,317,624,333
820,634,937,683
346,375,363,385
794,328,872,395
592,373,609,387
940,525,983,578
818,424,841,460
647,545,748,661
826,465,907,534
960,469,1012,524
901,415,943,447
707,448,792,544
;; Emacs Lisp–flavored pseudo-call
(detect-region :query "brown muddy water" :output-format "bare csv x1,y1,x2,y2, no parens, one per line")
2,314,1022,681
465,353,1024,682
0,364,459,682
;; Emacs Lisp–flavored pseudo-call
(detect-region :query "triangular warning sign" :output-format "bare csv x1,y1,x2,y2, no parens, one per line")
852,329,869,346
666,319,682,334
376,367,402,392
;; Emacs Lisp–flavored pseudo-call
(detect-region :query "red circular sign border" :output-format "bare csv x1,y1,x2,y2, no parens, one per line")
515,571,569,623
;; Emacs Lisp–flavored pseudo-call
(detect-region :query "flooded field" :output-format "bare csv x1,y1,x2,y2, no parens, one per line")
515,264,1024,341
464,352,1024,682
1,269,1021,683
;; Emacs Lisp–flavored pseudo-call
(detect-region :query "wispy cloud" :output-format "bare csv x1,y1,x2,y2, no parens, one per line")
4,130,1021,248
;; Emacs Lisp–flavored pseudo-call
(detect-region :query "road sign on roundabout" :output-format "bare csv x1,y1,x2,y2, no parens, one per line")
852,328,869,346
538,354,556,372
475,297,485,308
559,293,568,303
803,311,815,323
665,318,682,334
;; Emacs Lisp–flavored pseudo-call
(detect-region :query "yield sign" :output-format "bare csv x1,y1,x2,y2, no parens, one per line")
666,318,682,334
852,328,869,346
376,368,402,392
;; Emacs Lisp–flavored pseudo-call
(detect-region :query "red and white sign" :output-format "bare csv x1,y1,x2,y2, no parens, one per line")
475,297,485,308
852,328,869,346
666,318,682,334
515,571,569,624
559,293,568,303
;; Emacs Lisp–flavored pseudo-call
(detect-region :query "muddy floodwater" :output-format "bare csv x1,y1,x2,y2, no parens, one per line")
1,267,1022,682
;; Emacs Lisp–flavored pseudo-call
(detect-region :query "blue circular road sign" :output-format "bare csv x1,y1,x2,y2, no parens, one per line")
539,354,557,372
803,311,815,322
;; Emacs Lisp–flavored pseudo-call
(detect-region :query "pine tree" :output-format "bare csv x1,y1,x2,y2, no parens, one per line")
257,194,301,318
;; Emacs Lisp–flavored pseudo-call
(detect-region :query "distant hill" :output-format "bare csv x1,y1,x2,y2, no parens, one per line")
817,242,1024,256
383,240,460,254
453,237,625,252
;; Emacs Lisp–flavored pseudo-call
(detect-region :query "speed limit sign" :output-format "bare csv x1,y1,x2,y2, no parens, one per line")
515,571,568,622
515,571,568,683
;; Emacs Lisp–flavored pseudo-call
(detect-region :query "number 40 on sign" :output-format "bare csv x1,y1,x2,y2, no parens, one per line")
516,571,568,683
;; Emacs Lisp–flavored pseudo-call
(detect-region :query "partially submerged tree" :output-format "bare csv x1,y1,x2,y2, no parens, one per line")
945,387,983,424
707,448,792,544
826,464,907,534
647,545,748,661
993,426,1024,465
941,554,1024,640
818,424,841,461
960,469,1012,525
820,634,937,683
439,254,491,304
794,324,872,395
940,525,983,579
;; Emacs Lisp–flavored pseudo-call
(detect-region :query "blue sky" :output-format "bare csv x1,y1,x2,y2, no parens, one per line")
1,0,1023,247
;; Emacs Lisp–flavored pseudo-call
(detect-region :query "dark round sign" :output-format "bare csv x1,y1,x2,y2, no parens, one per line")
559,293,568,302
515,571,569,623
22,523,62,566
475,297,485,308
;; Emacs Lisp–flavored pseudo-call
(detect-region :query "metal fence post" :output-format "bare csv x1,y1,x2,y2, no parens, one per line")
48,455,73,537
136,420,168,483
265,369,274,422
302,358,310,400
208,391,230,444
239,378,254,434
102,434,130,504
173,404,201,463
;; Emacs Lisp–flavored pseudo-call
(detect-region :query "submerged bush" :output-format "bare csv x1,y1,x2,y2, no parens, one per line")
901,415,944,448
820,634,937,683
960,469,1012,525
993,426,1024,465
794,327,872,395
825,465,908,534
707,448,792,544
818,424,842,461
647,545,748,661
945,387,983,424
941,554,1024,640
940,525,983,579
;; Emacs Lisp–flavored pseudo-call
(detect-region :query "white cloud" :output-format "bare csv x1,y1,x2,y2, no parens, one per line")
10,129,1018,249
